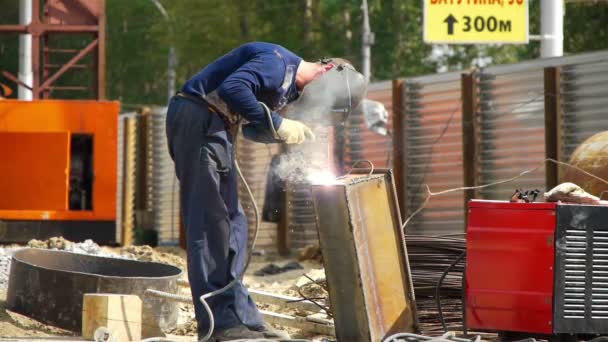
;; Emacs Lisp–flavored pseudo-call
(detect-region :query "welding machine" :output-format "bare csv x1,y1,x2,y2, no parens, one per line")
466,200,608,340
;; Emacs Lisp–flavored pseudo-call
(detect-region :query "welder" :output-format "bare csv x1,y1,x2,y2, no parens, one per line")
165,42,335,341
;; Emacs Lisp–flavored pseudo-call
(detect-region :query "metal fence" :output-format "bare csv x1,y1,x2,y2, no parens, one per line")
399,72,465,235
560,57,608,160
116,113,140,245
393,50,608,236
146,107,181,245
235,133,282,252
343,81,394,169
476,64,547,200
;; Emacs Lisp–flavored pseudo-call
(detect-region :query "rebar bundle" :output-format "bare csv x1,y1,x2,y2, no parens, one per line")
406,234,466,298
405,234,469,335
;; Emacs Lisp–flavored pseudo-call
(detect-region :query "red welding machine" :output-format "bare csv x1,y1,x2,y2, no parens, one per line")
466,200,608,339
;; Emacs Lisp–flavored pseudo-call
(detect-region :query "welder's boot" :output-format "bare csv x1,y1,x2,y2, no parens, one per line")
251,322,291,339
202,324,264,341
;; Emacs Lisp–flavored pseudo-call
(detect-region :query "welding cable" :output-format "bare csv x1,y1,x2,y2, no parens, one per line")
435,251,466,333
336,159,375,179
260,101,280,140
383,331,480,342
461,261,468,337
145,288,192,303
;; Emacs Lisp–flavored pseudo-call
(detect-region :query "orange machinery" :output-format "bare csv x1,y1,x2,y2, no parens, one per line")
0,100,120,243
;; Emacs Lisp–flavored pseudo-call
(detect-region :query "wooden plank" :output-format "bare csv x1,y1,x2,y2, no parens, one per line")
82,294,142,342
249,288,323,313
259,310,335,336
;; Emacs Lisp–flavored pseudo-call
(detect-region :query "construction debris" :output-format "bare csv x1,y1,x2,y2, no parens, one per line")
254,261,304,276
27,237,127,258
544,182,608,204
120,245,187,271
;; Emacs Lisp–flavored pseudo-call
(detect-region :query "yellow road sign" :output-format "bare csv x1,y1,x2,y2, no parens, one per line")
424,0,529,44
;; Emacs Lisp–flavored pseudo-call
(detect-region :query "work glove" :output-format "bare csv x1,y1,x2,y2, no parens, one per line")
276,118,316,144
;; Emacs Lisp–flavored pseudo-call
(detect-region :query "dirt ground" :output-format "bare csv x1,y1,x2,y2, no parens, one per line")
0,242,328,340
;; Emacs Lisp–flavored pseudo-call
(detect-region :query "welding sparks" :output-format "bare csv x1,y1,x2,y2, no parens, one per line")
307,170,337,185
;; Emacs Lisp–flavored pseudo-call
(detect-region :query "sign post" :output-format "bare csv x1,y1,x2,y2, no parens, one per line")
424,0,529,44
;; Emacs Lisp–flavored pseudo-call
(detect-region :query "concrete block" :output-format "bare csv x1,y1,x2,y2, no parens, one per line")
82,293,142,342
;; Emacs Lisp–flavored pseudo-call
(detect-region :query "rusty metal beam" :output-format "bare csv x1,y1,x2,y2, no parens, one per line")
45,64,89,69
461,72,479,216
0,0,104,99
38,38,98,96
0,24,98,33
31,0,41,99
1,71,32,91
544,67,562,189
0,25,28,33
49,86,89,91
312,171,418,341
392,79,406,219
97,0,106,99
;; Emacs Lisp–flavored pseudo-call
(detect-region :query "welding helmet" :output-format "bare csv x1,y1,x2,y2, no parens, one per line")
281,58,367,126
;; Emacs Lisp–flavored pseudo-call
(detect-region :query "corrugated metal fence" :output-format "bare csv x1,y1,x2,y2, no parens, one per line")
393,50,608,236
401,72,464,235
476,63,547,200
560,57,608,160
343,81,394,169
113,51,608,250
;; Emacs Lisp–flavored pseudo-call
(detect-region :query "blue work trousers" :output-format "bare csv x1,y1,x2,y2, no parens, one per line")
165,96,264,334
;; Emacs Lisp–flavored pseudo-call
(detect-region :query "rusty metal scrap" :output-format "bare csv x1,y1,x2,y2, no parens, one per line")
312,170,418,342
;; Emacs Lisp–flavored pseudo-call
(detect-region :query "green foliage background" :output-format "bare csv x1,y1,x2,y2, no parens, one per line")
0,0,607,106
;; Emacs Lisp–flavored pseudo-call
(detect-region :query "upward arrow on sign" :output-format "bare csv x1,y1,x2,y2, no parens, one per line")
444,14,457,35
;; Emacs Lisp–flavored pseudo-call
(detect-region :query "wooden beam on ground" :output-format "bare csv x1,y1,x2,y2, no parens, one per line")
259,310,335,336
249,288,323,313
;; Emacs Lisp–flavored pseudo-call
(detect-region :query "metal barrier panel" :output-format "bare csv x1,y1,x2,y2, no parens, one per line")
148,107,181,245
560,57,608,159
236,133,282,251
116,113,139,245
476,66,547,200
284,127,333,251
344,81,394,169
402,72,465,235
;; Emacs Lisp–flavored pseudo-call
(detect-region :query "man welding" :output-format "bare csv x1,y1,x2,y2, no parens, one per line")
165,42,337,341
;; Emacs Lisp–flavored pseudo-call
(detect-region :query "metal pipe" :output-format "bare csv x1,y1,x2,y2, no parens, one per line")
18,0,33,100
540,0,564,58
361,0,373,82
149,0,177,104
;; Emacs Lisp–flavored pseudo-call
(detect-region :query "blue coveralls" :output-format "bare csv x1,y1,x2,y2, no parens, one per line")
165,42,302,334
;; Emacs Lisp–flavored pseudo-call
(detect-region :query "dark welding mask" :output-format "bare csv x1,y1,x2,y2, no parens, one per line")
280,58,367,126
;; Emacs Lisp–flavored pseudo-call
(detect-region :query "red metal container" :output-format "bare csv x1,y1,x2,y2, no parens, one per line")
466,200,557,334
